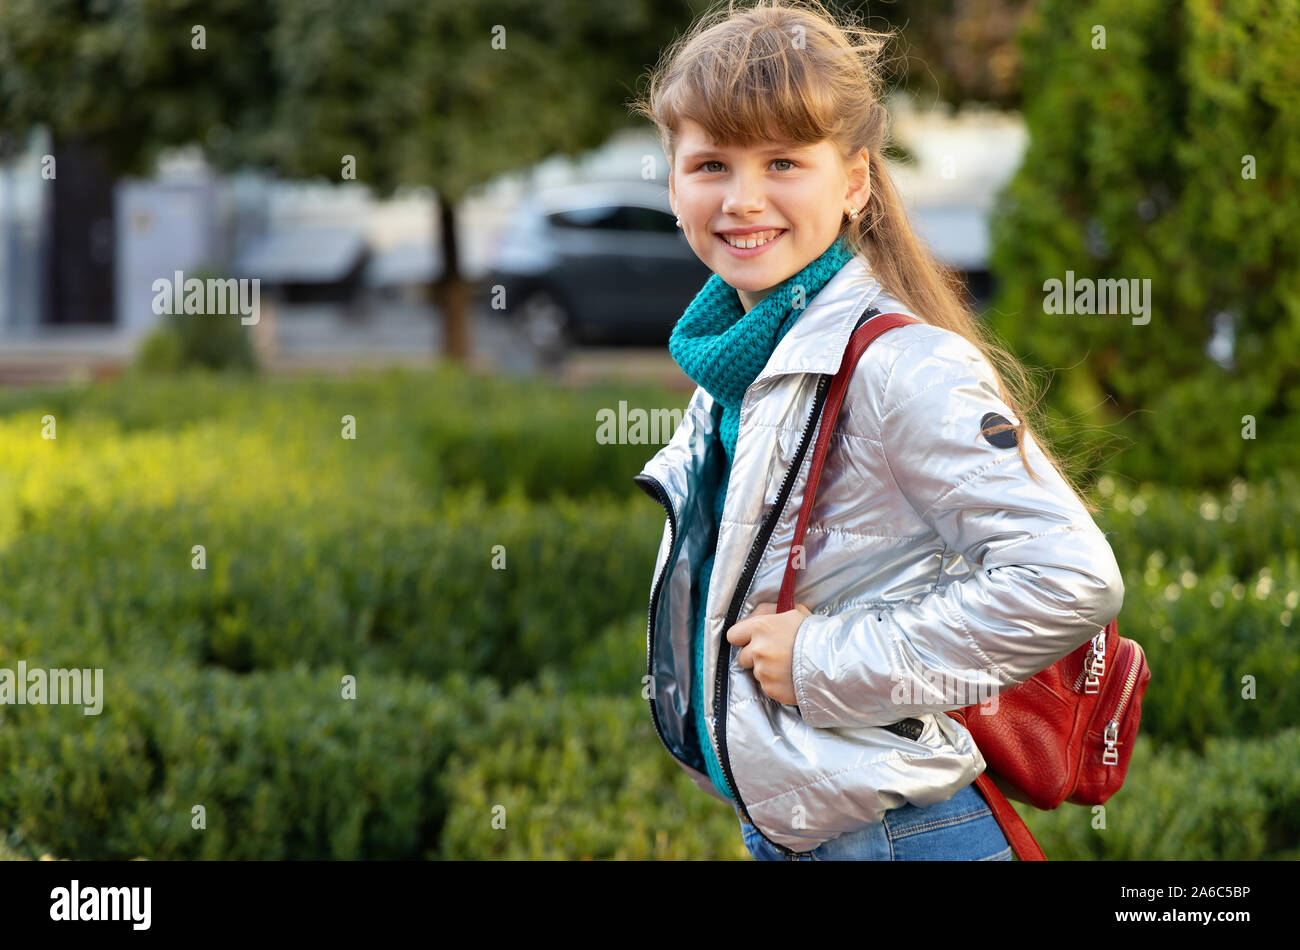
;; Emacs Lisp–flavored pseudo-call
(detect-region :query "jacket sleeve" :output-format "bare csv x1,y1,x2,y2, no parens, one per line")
791,330,1125,730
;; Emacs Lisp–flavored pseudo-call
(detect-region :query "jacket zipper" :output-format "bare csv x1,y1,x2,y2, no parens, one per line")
632,472,685,767
715,372,832,860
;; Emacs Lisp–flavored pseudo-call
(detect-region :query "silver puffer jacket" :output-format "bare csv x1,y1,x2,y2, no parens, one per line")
633,253,1125,857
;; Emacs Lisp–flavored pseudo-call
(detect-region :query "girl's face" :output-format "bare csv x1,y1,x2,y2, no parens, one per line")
669,117,870,312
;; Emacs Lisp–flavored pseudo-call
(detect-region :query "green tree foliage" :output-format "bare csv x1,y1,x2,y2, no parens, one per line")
989,0,1300,486
0,0,277,171
866,0,1036,108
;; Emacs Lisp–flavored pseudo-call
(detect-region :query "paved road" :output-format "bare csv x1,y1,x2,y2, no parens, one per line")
0,299,693,393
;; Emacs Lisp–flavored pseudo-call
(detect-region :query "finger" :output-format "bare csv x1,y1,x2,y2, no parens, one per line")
726,620,753,646
736,644,753,669
748,602,777,617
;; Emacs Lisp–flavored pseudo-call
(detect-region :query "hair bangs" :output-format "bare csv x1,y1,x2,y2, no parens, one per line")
661,29,841,158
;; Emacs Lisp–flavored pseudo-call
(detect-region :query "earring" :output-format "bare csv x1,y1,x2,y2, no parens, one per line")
847,208,860,221
676,216,682,228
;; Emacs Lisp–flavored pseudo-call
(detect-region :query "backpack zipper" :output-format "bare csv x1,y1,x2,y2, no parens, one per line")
1073,629,1108,693
1072,630,1145,765
1102,642,1145,766
715,372,832,860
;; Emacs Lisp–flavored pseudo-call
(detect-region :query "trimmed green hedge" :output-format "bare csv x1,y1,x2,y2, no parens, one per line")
0,666,499,860
1094,472,1300,581
437,670,749,860
440,676,1300,861
547,610,649,698
5,657,1295,860
0,489,661,690
0,365,685,506
1,367,1293,860
1021,728,1300,861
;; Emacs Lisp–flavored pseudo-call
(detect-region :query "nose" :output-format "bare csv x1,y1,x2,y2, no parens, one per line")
722,169,766,218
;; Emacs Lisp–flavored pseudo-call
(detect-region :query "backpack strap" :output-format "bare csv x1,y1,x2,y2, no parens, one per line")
776,306,918,614
952,713,1049,861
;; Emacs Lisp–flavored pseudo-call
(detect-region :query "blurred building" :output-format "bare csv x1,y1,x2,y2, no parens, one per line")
888,95,1028,306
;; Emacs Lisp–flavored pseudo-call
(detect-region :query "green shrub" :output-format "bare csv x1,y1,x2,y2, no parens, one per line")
131,320,259,376
0,365,687,504
550,611,648,697
133,325,186,373
437,670,749,860
4,361,1290,861
130,268,259,375
0,666,499,860
420,390,682,503
1022,728,1300,860
442,672,1300,860
1092,473,1300,581
0,488,663,689
1111,551,1299,752
5,659,1295,860
0,375,668,688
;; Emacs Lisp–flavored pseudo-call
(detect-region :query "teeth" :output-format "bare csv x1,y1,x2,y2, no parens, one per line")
722,229,781,249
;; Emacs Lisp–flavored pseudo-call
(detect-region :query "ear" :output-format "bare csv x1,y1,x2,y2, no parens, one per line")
846,148,871,209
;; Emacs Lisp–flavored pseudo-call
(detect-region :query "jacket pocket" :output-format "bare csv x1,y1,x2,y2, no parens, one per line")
882,718,926,742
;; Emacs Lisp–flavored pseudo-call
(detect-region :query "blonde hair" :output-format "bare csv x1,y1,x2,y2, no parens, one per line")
629,0,1099,513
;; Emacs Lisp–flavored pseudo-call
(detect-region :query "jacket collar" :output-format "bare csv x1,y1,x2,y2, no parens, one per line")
749,253,883,389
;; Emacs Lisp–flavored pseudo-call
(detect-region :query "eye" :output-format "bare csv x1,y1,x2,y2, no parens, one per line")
696,158,798,173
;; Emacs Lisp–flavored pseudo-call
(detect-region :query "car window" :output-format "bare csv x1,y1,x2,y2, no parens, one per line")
547,204,676,234
617,206,678,234
548,206,622,229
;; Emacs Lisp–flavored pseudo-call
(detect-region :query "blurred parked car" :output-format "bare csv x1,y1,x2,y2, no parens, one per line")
479,180,712,351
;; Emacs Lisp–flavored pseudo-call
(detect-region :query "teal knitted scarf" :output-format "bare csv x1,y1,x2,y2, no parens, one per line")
666,234,855,799
669,234,856,504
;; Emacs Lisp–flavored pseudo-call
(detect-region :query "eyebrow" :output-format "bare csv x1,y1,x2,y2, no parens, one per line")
680,143,812,163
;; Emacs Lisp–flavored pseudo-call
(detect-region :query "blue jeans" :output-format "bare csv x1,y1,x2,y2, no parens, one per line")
735,783,1013,861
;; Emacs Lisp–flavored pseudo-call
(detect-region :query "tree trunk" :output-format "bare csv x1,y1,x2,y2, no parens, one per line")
433,191,470,362
46,137,116,326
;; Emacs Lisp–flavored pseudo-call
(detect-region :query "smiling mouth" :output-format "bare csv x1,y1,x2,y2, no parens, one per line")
716,229,786,249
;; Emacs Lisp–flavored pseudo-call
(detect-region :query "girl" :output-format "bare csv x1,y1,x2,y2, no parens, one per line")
628,0,1125,860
